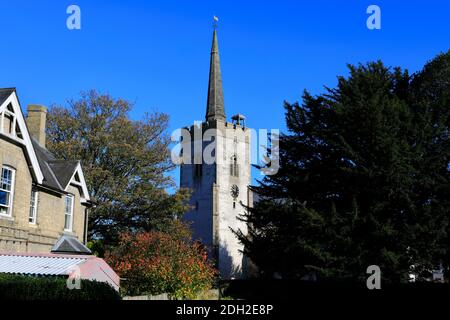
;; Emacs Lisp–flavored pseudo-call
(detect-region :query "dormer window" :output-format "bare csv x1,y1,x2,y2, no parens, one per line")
0,104,22,140
15,124,23,139
4,113,14,134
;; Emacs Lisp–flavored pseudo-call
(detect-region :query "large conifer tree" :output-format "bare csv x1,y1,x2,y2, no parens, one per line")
237,53,450,283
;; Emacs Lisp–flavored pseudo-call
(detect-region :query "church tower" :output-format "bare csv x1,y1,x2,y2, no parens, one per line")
180,28,252,279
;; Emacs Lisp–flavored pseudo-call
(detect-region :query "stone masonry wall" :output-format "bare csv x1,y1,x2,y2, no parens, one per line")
0,138,86,253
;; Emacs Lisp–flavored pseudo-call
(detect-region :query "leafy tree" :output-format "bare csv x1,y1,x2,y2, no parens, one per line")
237,56,450,283
105,221,216,299
46,90,190,245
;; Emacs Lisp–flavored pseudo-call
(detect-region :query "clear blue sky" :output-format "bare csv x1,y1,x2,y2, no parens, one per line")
1,0,449,187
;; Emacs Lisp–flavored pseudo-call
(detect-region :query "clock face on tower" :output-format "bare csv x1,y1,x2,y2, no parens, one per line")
231,184,239,199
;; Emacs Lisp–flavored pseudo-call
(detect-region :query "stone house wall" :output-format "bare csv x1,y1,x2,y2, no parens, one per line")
0,138,87,253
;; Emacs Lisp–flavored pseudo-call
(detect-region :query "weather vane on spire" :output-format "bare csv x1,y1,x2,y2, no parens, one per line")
213,15,219,29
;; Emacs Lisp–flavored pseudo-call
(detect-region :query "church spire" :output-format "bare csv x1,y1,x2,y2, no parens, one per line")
206,29,226,122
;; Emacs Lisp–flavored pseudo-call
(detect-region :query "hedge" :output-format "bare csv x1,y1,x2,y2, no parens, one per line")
0,274,121,300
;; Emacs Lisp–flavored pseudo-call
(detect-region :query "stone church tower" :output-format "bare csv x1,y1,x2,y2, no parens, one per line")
180,29,252,279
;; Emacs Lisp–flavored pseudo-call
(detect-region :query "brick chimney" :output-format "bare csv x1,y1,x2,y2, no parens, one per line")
27,105,47,148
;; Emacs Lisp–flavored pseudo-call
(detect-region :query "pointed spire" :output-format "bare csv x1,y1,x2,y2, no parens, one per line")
206,29,226,122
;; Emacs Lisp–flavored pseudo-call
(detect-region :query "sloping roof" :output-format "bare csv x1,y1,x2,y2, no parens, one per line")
1,88,90,201
205,30,226,122
48,160,79,188
51,235,92,255
31,139,80,193
0,252,120,290
0,254,86,276
0,89,44,183
32,139,63,190
0,88,15,106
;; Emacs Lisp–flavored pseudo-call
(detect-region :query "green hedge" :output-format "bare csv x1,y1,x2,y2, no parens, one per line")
0,274,121,300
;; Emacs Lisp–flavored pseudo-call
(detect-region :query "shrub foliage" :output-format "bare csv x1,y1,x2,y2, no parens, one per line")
0,274,121,300
106,223,216,299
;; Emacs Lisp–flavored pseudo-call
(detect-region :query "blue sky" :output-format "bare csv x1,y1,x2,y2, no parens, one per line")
1,0,449,187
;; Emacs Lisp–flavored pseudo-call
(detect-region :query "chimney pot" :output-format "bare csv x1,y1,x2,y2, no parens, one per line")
27,105,47,148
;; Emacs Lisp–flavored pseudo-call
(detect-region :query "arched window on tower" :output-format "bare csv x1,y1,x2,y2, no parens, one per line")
230,155,239,177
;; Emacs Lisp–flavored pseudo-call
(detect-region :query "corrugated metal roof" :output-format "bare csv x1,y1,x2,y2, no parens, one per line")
0,254,87,276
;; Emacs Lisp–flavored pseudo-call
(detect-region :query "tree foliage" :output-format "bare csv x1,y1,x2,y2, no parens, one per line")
46,90,190,244
237,52,450,283
0,274,120,300
105,221,216,299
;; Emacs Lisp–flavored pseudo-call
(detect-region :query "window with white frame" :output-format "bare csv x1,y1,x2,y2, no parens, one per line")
0,104,18,137
64,194,74,231
29,188,38,224
0,166,15,217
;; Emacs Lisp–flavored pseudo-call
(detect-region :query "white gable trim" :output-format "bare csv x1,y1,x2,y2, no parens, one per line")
65,162,90,202
0,91,44,183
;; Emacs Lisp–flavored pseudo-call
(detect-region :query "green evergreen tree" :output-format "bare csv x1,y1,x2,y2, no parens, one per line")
409,51,450,277
237,55,450,283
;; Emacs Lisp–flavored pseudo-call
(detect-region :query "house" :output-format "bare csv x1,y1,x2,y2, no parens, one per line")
0,88,92,253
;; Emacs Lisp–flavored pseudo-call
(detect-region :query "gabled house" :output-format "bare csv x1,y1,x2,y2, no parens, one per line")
0,88,92,253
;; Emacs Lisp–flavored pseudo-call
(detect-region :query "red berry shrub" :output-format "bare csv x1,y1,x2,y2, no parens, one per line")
106,223,216,299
